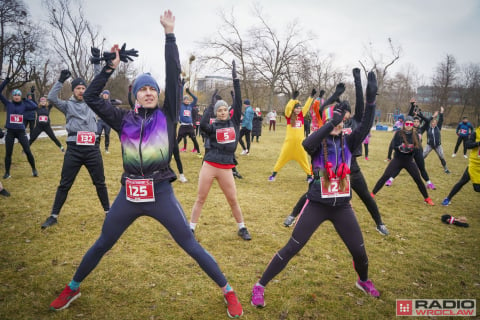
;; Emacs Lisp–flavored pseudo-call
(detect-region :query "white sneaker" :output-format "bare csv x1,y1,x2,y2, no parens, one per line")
464,155,468,159
179,174,188,183
241,149,249,155
451,153,456,158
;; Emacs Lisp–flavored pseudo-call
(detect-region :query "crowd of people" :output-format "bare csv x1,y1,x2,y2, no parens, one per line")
1,9,478,319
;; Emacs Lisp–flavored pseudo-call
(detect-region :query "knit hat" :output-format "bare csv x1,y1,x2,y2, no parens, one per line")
214,100,228,116
132,73,160,98
11,89,22,96
244,99,250,105
71,78,87,91
406,116,414,122
183,95,190,101
102,90,110,96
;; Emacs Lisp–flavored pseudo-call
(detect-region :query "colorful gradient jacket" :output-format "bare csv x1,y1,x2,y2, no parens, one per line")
83,34,181,184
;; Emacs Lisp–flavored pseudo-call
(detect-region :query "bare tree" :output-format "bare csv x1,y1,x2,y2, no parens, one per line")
456,63,480,124
43,0,104,81
0,0,40,92
432,54,458,119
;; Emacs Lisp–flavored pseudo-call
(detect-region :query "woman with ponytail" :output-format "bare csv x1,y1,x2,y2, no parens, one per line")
251,72,381,309
371,116,434,205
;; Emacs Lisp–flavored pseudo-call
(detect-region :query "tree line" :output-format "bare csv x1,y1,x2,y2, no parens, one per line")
1,0,479,125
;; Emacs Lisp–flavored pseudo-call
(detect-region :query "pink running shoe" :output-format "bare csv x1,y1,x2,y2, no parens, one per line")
180,148,187,152
385,179,392,187
251,284,265,307
356,279,380,298
191,148,198,153
427,182,436,190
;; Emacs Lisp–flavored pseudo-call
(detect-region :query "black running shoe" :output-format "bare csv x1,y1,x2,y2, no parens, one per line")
237,227,251,241
41,216,58,229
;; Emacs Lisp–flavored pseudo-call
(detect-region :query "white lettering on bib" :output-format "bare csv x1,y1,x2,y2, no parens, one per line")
10,114,23,124
216,127,236,144
125,178,155,202
320,176,351,198
76,131,96,145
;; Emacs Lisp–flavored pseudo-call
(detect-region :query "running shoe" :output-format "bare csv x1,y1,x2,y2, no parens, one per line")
224,291,243,318
376,224,389,236
451,153,456,158
3,173,11,179
424,197,434,206
60,146,65,153
232,171,243,179
441,198,451,206
251,284,265,308
268,175,275,182
356,279,380,298
464,155,468,159
180,148,187,152
385,179,392,187
32,169,38,177
178,174,188,183
41,216,58,229
0,188,10,197
426,182,436,190
283,215,296,227
365,157,369,160
238,228,251,241
50,284,81,311
191,148,198,153
444,169,451,174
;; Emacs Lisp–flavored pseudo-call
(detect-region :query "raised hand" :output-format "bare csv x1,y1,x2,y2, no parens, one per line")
331,102,347,126
160,10,175,34
232,60,238,79
90,47,101,64
311,88,317,97
292,90,299,99
366,71,378,103
352,68,361,79
58,70,71,83
319,89,325,98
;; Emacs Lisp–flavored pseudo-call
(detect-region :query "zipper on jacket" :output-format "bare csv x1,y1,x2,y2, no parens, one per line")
139,113,146,176
332,136,337,206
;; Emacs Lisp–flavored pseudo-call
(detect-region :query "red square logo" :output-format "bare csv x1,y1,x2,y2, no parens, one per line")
397,300,413,316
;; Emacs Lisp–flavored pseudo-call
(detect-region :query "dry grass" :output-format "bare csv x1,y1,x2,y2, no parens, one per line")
0,111,479,320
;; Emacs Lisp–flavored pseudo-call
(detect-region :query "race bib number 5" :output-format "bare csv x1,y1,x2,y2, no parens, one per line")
76,131,96,145
10,114,23,124
216,127,236,144
126,178,155,202
320,177,351,198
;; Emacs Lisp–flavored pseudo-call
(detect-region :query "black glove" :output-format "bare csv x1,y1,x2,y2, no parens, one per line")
211,89,219,105
90,47,101,64
334,83,346,97
232,60,237,79
4,77,11,84
292,90,299,99
186,87,191,95
311,88,317,97
58,70,71,83
441,215,469,227
331,102,346,126
102,43,139,64
319,89,325,98
230,90,234,99
366,71,378,103
352,68,361,79
30,86,35,93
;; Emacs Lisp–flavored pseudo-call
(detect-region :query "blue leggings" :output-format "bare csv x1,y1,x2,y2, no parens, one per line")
72,181,227,287
259,200,369,286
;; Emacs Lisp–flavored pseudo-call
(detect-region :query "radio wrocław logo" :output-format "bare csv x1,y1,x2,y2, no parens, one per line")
396,299,476,316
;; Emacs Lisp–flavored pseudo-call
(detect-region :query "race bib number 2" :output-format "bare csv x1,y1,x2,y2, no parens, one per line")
126,178,155,202
76,131,96,145
320,177,351,198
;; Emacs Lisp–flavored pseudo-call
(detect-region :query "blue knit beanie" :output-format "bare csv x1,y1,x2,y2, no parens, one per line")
71,78,87,91
11,89,22,96
132,73,160,98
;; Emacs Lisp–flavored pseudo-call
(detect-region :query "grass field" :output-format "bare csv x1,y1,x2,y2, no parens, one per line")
0,110,479,320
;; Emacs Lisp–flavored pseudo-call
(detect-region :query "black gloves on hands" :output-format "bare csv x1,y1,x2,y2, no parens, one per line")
90,43,139,65
331,102,347,127
366,71,378,104
352,68,361,79
59,70,71,83
292,90,299,99
311,88,317,97
90,47,101,64
211,89,219,105
319,89,325,98
232,60,237,79
30,86,35,93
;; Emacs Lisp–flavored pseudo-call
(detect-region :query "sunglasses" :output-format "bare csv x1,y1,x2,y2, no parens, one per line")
405,122,414,127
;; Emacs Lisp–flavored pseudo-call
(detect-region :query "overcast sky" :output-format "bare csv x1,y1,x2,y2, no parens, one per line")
27,0,480,84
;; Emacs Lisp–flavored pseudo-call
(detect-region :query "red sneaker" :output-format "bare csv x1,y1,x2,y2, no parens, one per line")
50,285,81,311
424,197,434,206
224,291,243,318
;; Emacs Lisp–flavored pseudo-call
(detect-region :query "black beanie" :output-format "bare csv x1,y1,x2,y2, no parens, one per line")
71,78,87,91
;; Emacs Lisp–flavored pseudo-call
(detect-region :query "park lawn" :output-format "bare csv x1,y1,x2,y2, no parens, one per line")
0,113,478,320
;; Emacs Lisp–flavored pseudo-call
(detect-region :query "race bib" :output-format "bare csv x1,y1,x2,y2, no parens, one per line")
320,176,351,198
126,178,155,202
209,118,216,124
76,131,96,145
216,127,236,144
342,128,352,135
38,115,48,122
292,120,302,128
459,129,467,135
183,110,191,117
10,114,23,124
195,121,200,125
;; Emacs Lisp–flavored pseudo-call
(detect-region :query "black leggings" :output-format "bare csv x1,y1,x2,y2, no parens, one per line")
454,136,468,155
51,143,109,215
29,124,62,148
390,148,430,182
72,182,228,288
290,158,383,226
4,129,36,174
238,127,251,151
172,141,184,174
372,156,428,199
446,167,470,200
260,200,369,286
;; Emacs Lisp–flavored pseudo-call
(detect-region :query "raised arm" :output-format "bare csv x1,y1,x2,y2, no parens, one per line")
320,83,346,114
0,77,11,105
232,60,242,126
352,68,364,123
47,70,72,114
